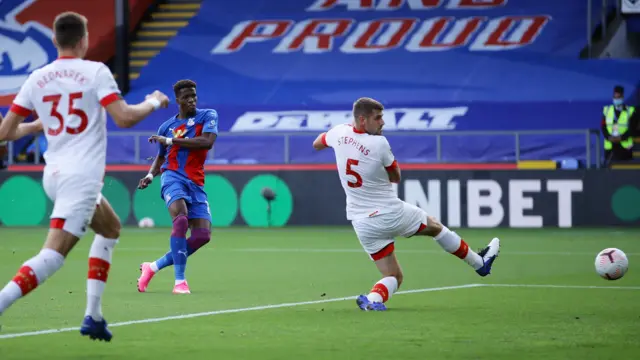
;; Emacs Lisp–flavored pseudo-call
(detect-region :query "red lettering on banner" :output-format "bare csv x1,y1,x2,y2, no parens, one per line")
308,0,444,11
470,15,549,51
447,0,506,8
342,18,417,53
406,17,484,51
274,19,353,53
212,20,292,54
213,14,550,54
307,0,374,11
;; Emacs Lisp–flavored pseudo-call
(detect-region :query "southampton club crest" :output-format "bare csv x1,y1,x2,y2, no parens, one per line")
0,0,57,96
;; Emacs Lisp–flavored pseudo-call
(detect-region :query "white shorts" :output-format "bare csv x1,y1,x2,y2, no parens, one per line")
351,202,427,261
43,168,103,238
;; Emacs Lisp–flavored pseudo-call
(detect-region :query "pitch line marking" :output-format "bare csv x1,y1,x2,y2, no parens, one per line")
484,284,640,290
1,283,639,340
0,284,479,340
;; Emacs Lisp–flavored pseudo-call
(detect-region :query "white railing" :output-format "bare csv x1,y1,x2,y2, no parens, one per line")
9,129,602,168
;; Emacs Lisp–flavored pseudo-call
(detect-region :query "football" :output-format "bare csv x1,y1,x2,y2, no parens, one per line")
138,217,155,228
595,248,629,280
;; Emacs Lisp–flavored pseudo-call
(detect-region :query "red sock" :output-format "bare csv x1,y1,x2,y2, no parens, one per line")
86,235,117,320
434,227,484,270
12,266,38,296
0,249,65,314
88,258,110,282
453,240,469,259
367,276,399,303
371,283,390,302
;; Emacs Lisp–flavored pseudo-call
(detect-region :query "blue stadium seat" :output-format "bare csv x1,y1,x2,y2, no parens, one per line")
554,158,580,170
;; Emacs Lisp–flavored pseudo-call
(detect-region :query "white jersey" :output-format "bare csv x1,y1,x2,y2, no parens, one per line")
323,123,403,220
10,57,121,179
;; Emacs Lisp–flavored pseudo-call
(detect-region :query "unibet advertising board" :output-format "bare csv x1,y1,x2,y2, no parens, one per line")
0,170,637,228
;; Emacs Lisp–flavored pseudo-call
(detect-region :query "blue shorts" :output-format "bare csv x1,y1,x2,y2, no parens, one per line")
160,171,211,223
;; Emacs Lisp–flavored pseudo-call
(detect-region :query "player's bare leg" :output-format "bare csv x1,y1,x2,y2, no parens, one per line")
0,225,77,330
357,249,403,311
416,216,500,277
78,195,120,341
138,218,211,293
138,199,191,294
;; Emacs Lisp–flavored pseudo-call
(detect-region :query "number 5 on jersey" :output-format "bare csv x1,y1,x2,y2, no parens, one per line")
42,92,88,136
346,158,363,188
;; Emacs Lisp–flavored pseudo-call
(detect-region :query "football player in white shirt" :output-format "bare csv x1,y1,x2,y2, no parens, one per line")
312,97,500,311
0,12,169,340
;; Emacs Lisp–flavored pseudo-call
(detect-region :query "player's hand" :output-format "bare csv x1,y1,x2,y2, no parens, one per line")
149,135,169,145
146,91,170,109
138,175,153,189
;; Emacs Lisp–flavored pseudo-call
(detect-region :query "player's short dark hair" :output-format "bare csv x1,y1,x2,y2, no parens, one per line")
173,79,197,96
614,85,624,95
353,97,384,119
53,12,87,49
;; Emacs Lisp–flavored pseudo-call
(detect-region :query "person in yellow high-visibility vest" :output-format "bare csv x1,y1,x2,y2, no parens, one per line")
601,85,638,165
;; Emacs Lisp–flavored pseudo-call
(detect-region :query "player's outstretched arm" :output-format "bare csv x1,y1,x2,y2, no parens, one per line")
150,132,216,150
0,112,42,142
10,119,44,140
138,153,165,190
105,91,170,129
312,132,329,150
0,111,28,142
147,153,164,178
150,110,219,150
149,110,218,149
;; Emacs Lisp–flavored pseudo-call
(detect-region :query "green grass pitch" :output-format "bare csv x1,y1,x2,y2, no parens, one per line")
0,227,639,359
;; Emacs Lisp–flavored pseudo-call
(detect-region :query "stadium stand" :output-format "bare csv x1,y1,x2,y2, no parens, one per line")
129,0,201,80
1,0,639,167
105,0,638,166
0,0,155,162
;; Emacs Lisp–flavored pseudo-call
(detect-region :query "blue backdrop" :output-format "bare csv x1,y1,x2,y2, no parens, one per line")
7,0,639,164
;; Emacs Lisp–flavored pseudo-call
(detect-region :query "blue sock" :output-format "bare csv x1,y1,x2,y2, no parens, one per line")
154,243,196,271
171,237,187,281
170,215,189,281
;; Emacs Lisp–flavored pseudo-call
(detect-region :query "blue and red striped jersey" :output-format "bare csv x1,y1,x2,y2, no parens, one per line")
157,108,218,186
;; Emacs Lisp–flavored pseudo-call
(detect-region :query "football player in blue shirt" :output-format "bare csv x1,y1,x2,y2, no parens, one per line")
137,79,218,294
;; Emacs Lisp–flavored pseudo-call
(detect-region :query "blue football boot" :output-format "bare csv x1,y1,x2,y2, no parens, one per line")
356,295,387,311
475,238,500,277
80,316,113,342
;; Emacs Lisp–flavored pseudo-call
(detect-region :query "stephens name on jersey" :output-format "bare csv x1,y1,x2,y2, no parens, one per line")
323,124,402,220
